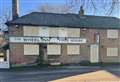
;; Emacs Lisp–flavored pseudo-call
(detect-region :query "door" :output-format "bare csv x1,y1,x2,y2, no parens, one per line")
90,44,99,63
0,50,10,69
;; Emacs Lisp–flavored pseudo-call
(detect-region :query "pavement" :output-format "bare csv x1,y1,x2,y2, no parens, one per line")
0,65,120,82
50,70,120,82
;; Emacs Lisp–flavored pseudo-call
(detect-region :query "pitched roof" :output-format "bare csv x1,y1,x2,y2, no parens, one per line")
6,12,120,29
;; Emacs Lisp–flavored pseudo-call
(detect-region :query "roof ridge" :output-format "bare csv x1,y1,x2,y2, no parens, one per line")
31,12,119,19
84,15,119,19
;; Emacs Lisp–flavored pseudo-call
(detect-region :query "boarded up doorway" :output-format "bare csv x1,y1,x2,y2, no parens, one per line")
90,44,99,63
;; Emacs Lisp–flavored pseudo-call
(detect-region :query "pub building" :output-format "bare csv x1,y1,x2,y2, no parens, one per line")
5,6,120,65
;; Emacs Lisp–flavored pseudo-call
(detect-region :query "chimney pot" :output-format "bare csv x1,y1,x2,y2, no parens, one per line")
79,6,84,16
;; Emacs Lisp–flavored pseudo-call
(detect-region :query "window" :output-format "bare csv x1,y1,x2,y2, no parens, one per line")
107,30,118,38
107,48,118,56
24,26,49,37
59,28,67,37
49,28,58,37
24,26,39,36
68,28,80,37
47,45,61,55
94,32,100,43
39,27,49,37
24,44,39,55
67,45,80,55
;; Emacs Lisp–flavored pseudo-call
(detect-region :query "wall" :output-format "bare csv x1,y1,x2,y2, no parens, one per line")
9,25,120,65
99,29,120,62
9,26,38,64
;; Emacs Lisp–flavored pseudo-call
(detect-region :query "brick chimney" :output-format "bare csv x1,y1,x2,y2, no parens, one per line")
79,6,84,16
12,0,19,20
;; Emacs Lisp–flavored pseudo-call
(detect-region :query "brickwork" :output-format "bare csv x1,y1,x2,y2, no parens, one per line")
9,26,120,65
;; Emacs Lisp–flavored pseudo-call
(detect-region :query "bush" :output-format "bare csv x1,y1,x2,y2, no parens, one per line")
80,60,120,66
80,60,102,66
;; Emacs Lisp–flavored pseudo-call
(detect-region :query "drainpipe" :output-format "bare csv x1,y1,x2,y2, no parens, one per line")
96,32,100,63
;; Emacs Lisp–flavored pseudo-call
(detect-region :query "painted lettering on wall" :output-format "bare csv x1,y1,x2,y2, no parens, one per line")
9,36,86,44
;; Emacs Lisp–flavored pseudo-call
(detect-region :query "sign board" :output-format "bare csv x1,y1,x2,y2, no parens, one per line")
9,36,86,44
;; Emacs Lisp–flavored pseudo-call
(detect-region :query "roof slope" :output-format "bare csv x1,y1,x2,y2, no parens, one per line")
6,12,120,29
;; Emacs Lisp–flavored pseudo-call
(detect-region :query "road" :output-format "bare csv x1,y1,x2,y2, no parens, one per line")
0,66,120,82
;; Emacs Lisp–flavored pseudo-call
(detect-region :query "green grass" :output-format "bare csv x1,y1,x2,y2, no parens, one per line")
79,61,120,67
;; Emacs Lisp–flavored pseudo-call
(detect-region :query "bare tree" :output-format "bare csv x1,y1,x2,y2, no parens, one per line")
37,0,119,16
66,0,119,16
0,10,11,31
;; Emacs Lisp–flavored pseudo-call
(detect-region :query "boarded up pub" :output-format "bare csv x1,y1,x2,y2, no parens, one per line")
5,5,120,65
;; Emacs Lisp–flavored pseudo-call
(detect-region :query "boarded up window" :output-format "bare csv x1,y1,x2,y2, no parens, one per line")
67,45,80,55
24,44,39,55
49,28,58,37
24,26,39,36
59,28,67,37
107,48,118,56
107,30,118,38
39,27,49,37
68,28,80,37
47,45,61,55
